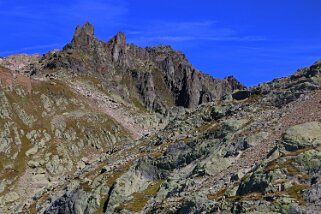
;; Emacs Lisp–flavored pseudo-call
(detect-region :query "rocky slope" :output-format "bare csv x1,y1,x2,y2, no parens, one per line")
0,54,41,72
0,23,321,214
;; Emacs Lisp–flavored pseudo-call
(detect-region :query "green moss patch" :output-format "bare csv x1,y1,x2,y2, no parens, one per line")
120,180,163,212
131,96,147,112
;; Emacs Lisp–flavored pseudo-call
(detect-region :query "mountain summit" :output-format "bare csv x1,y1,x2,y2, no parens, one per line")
74,22,95,38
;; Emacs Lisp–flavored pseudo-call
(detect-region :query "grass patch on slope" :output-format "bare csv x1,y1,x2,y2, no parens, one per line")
119,180,164,212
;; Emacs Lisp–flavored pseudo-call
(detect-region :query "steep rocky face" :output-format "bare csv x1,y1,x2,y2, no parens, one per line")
31,22,244,113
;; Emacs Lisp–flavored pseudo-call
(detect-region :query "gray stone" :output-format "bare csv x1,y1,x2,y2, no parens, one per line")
28,160,40,168
282,122,321,151
25,146,38,156
0,181,6,193
232,89,251,100
4,192,19,203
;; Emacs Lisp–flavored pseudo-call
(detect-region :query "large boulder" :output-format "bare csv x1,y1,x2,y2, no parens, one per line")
282,122,321,151
232,90,251,100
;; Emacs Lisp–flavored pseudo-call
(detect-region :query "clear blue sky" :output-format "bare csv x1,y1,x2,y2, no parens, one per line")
1,0,321,86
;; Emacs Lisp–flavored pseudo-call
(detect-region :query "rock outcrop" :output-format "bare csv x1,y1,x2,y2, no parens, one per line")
0,54,41,71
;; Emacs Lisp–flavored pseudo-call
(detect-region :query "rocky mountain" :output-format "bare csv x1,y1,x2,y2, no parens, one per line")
0,22,321,214
25,22,244,113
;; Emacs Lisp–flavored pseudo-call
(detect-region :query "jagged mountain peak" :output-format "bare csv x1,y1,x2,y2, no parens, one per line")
108,31,126,46
74,22,95,38
32,23,245,111
73,22,126,45
68,22,97,49
70,22,126,51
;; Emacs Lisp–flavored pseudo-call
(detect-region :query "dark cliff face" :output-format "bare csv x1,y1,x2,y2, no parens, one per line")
42,22,245,112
